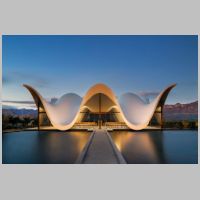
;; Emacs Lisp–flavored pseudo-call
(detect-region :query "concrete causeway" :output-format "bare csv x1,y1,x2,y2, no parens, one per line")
76,129,126,164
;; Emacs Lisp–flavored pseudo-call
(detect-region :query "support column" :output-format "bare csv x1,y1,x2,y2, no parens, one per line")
37,101,40,131
99,93,101,129
161,106,163,129
153,106,163,129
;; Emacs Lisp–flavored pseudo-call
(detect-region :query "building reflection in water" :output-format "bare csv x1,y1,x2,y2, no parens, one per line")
2,131,91,164
110,131,165,164
3,130,197,164
35,131,90,164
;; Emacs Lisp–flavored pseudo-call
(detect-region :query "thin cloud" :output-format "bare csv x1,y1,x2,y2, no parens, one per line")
138,91,160,103
138,91,159,97
4,70,49,88
14,71,49,88
3,100,35,104
2,100,36,110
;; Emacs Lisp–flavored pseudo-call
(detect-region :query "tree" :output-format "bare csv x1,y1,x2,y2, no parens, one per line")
23,117,31,127
187,121,196,129
175,121,183,129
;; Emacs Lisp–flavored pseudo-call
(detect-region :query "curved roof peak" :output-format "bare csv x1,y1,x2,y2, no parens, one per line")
86,83,113,91
23,83,176,131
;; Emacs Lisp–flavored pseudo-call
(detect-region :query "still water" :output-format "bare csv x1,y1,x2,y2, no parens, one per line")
2,131,90,164
2,130,198,164
110,130,198,164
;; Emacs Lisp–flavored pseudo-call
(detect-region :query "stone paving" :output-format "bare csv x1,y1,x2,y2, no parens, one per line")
83,130,119,164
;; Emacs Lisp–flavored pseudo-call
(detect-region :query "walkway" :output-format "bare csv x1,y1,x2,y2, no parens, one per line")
76,129,126,164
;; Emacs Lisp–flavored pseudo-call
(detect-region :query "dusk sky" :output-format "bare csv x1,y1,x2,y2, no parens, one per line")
2,35,198,109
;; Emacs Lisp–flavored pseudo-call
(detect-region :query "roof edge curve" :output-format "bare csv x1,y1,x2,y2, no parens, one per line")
23,83,176,131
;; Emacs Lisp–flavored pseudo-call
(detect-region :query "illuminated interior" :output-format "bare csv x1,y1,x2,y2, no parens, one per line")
23,83,176,131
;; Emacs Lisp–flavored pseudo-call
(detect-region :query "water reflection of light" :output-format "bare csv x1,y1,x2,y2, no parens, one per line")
42,131,89,152
37,131,90,163
113,132,132,152
72,132,91,152
111,131,160,163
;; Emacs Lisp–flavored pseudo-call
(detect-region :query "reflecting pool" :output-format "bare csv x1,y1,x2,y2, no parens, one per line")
2,131,90,164
3,130,198,164
110,130,198,164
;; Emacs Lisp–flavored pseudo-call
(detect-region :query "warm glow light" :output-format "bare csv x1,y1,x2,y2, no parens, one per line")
23,83,176,131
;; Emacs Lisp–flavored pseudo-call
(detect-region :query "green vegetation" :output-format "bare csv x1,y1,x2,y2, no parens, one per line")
2,114,38,131
2,114,198,131
163,120,198,129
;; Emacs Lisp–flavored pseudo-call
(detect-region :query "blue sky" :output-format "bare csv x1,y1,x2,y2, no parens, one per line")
2,35,198,109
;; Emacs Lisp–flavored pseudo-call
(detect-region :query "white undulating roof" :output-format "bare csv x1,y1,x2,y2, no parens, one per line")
23,83,176,131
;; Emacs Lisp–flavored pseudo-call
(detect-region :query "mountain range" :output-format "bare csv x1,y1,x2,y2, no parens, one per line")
163,101,198,121
2,108,37,119
2,101,198,121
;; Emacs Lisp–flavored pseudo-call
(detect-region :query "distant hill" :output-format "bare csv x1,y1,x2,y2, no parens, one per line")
163,101,198,121
2,101,198,121
2,108,37,118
